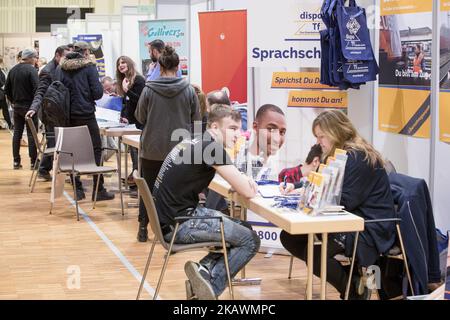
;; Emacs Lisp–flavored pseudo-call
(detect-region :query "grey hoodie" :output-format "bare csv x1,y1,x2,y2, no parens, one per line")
135,77,200,161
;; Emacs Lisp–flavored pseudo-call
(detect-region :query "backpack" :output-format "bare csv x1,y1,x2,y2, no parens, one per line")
41,70,71,127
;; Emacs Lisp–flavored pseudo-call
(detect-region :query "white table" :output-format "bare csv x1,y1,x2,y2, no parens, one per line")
100,128,141,190
209,177,365,300
122,135,140,149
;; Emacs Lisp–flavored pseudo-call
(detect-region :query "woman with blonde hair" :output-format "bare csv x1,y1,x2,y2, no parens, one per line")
115,55,146,184
281,110,396,300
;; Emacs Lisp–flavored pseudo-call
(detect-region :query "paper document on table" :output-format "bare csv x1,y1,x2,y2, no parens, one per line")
258,185,282,198
97,121,127,129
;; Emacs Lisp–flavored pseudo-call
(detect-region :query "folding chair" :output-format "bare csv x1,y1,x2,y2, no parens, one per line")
345,218,415,300
134,172,234,300
50,126,124,221
26,117,55,193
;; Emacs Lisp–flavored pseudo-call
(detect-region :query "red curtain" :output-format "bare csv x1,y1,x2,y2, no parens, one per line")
199,10,247,103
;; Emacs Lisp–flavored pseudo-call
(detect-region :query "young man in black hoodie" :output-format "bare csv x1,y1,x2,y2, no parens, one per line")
27,45,70,181
59,41,114,202
4,48,39,170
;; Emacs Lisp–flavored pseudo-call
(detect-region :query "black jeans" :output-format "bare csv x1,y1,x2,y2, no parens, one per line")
68,118,105,192
139,158,164,226
130,147,139,172
39,125,55,173
12,107,38,164
0,98,12,128
280,231,349,298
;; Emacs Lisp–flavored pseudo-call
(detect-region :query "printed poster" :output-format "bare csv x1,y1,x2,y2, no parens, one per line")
73,34,106,77
139,19,189,78
245,0,347,253
248,0,347,110
440,1,450,143
378,0,433,138
199,10,247,104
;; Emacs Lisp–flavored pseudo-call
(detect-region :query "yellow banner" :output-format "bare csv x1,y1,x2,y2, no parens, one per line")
442,1,450,12
440,93,450,142
379,87,431,138
272,72,333,89
381,0,432,16
288,91,347,109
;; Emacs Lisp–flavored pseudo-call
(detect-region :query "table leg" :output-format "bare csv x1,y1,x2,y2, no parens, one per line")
320,233,328,300
117,137,123,195
228,199,262,287
124,142,129,190
307,233,314,300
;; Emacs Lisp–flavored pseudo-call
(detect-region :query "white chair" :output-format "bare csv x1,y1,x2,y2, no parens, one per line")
50,126,124,221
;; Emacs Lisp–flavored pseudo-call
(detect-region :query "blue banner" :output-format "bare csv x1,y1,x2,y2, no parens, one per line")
73,34,106,77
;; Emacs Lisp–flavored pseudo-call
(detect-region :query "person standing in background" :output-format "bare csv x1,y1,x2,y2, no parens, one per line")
26,45,70,181
58,41,115,202
146,39,182,81
115,56,146,184
0,56,12,130
4,48,39,170
38,57,48,74
135,46,200,242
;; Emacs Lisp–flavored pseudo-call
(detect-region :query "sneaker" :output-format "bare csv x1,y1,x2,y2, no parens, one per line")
13,162,23,170
137,226,148,243
92,190,115,202
184,261,216,300
38,171,52,181
75,189,86,201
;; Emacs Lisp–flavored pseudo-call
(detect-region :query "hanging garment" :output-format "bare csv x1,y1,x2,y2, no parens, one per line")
320,0,378,89
336,0,374,61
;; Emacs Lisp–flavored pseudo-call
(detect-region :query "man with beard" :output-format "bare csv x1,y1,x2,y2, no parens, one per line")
146,39,182,81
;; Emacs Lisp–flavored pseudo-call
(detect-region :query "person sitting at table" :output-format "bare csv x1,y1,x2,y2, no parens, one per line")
204,104,287,215
152,105,260,300
280,110,396,300
101,76,117,96
278,144,322,185
234,104,287,181
115,56,146,186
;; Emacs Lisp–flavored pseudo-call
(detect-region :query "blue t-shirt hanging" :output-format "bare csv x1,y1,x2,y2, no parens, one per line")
336,0,374,61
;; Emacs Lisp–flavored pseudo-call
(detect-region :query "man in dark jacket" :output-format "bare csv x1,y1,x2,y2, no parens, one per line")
27,45,70,181
4,48,39,169
0,57,12,130
59,41,114,202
